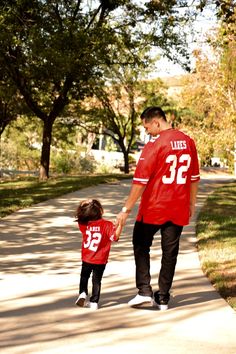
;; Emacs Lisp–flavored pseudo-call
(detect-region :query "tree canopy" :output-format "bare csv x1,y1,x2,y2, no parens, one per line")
0,0,201,178
178,1,236,169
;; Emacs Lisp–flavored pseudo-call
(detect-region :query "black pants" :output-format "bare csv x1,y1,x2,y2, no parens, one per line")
79,261,106,303
133,221,183,297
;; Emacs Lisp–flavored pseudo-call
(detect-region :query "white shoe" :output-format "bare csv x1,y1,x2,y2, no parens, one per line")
158,303,168,311
128,294,153,307
75,292,87,307
153,300,168,311
88,302,98,310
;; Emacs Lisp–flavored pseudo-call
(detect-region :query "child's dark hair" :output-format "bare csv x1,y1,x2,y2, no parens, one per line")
75,199,103,224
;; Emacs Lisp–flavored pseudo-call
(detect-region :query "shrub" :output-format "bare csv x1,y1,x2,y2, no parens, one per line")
76,156,96,174
53,153,75,174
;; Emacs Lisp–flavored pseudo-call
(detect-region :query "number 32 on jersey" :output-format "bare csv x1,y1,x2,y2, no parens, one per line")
162,154,191,184
84,230,102,252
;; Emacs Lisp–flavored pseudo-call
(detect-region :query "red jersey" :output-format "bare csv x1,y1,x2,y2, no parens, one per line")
79,219,117,264
133,128,200,226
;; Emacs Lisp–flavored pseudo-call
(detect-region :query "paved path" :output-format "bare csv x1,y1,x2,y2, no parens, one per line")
0,174,235,354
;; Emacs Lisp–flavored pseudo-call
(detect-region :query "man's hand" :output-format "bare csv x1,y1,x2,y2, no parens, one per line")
116,183,145,228
116,210,129,228
190,181,199,218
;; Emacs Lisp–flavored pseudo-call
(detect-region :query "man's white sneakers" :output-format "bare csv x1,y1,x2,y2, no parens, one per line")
88,302,98,310
153,300,168,311
128,294,154,307
128,294,169,310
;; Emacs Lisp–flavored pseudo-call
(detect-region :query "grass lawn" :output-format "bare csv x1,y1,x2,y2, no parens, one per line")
196,181,236,311
0,173,132,218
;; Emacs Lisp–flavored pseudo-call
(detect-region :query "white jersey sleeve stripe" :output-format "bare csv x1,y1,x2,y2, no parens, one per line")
133,177,149,184
191,174,200,180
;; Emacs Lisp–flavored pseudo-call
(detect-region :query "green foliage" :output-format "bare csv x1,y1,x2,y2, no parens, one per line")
175,1,236,168
1,116,41,170
215,0,236,26
52,153,75,174
72,63,175,173
77,156,96,174
179,27,236,167
0,0,200,178
52,119,78,150
51,151,96,174
138,78,177,115
95,163,115,174
0,91,18,136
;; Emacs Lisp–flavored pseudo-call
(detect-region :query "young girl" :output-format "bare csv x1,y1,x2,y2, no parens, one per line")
75,199,122,310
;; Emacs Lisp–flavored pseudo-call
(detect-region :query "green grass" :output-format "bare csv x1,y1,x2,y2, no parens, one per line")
196,182,236,310
0,174,132,218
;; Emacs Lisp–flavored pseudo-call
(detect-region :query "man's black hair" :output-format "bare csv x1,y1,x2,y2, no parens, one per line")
140,106,167,122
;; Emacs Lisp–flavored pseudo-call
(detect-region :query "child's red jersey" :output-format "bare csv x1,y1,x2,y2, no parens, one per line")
79,219,117,264
133,128,200,226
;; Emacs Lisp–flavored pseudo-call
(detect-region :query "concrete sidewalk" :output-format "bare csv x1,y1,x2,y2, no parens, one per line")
0,175,235,354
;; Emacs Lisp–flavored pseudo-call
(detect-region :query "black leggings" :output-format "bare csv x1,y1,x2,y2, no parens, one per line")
133,220,183,297
79,261,106,303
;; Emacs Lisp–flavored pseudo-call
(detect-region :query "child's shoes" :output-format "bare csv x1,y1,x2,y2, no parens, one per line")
75,292,87,307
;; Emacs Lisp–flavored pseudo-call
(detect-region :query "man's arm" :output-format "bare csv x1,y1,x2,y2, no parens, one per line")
190,181,199,217
117,183,145,226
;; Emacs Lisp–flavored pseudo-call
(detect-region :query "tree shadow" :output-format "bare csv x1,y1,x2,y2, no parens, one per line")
0,177,235,352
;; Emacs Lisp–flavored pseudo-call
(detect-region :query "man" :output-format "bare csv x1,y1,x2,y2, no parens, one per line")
117,106,200,310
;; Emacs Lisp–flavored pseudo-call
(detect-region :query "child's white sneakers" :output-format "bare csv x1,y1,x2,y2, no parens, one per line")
75,292,87,307
75,293,98,310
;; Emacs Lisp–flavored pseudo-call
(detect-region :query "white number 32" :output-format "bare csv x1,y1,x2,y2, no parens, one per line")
84,231,102,252
162,154,191,184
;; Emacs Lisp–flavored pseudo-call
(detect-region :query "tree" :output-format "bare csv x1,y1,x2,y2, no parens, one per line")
0,74,24,135
178,5,236,168
74,64,142,174
73,61,174,173
0,0,199,179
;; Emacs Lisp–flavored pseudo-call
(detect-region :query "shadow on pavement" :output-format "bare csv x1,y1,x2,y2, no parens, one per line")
0,177,235,353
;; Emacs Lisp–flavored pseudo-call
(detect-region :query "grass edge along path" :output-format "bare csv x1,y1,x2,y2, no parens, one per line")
0,174,132,218
196,181,236,311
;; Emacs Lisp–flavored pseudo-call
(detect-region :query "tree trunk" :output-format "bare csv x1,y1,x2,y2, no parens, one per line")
39,118,54,180
124,151,129,174
116,138,130,174
122,148,129,174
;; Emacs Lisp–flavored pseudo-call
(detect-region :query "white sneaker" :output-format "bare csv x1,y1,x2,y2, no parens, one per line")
153,300,168,311
153,291,169,310
128,294,153,307
158,303,168,311
88,302,98,310
75,292,87,307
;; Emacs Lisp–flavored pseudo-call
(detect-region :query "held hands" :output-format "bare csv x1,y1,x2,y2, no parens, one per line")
114,208,130,241
114,218,122,241
116,209,130,229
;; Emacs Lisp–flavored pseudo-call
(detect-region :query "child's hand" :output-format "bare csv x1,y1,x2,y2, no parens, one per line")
114,218,122,240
